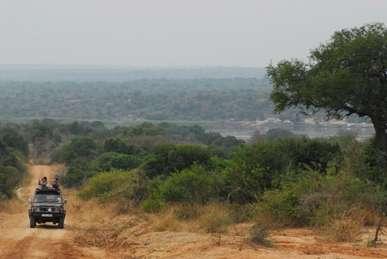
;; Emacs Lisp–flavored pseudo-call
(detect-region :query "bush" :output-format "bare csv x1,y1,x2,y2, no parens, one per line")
157,166,225,204
199,204,232,233
259,185,311,226
228,204,256,223
323,217,362,242
54,137,98,163
63,159,97,187
225,138,342,203
103,138,132,154
256,172,377,228
0,166,23,198
0,138,26,199
143,144,213,178
94,152,141,172
352,139,387,187
78,171,145,205
142,196,165,213
0,127,28,156
249,223,272,246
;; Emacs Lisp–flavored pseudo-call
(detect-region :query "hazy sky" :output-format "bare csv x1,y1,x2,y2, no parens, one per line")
0,0,386,67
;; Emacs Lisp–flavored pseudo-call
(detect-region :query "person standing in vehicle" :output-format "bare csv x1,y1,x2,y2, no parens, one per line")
52,176,60,190
38,177,48,187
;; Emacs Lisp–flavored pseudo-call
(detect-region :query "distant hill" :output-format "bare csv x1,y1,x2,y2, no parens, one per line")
0,65,265,82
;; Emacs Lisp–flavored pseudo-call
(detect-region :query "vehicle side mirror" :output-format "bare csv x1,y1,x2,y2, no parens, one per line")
64,199,67,204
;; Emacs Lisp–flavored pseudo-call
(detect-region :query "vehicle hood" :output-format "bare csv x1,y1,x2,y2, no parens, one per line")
31,202,63,207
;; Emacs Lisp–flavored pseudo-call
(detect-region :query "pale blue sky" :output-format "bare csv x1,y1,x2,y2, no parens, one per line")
0,0,386,67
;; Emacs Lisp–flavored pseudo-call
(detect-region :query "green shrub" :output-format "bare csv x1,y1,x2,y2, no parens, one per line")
0,138,26,199
225,138,342,203
259,189,304,227
103,138,131,154
143,144,213,178
352,139,387,187
94,152,141,171
256,172,377,228
0,127,28,156
141,197,165,213
157,166,224,204
63,159,96,187
54,137,98,163
78,170,144,204
0,166,23,198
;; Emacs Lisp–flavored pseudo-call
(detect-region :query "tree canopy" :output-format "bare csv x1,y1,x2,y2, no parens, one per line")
267,23,387,155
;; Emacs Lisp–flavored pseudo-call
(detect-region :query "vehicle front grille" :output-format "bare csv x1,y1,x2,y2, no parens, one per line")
36,207,59,212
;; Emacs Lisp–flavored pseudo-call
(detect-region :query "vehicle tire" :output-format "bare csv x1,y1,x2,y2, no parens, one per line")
30,217,36,228
58,217,64,229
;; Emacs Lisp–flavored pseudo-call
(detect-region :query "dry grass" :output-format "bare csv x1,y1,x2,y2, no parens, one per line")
198,204,232,233
152,209,183,232
74,223,130,249
149,203,236,234
249,223,272,247
321,207,380,243
69,193,149,250
323,218,363,242
73,212,149,250
174,204,201,220
0,199,24,214
356,208,379,227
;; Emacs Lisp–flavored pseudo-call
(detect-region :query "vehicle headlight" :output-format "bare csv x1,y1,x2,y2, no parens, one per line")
33,207,40,212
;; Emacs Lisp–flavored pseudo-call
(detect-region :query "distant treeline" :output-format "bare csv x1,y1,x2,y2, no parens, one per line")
0,66,266,81
0,79,286,121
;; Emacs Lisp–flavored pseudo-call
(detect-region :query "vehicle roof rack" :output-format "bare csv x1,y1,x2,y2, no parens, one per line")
35,187,61,195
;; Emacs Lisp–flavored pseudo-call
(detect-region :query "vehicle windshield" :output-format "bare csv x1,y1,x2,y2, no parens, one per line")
33,194,61,203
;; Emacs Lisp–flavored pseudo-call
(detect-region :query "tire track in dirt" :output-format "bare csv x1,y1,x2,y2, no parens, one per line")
1,236,35,259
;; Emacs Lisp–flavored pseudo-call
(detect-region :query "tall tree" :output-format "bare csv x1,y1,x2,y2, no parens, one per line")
267,23,387,157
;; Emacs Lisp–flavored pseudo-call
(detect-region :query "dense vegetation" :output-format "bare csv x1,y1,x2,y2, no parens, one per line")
0,117,385,243
31,118,380,241
7,119,372,235
65,123,385,243
0,120,387,234
0,124,28,199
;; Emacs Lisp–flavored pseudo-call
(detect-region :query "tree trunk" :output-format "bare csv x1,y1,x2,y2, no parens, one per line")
373,215,383,244
371,118,387,158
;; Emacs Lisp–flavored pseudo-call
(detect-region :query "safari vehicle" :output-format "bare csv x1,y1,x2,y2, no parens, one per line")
28,187,66,228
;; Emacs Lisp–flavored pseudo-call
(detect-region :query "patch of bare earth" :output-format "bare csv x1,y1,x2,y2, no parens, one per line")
2,164,387,258
73,208,387,259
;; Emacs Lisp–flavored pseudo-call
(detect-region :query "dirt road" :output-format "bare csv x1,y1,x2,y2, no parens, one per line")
0,164,106,259
2,164,387,259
